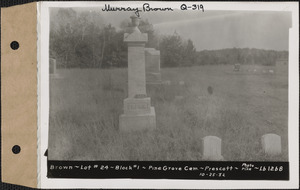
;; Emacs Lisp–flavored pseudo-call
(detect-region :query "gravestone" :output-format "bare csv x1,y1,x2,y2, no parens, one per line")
261,134,281,155
202,136,224,161
145,48,161,84
119,15,156,131
233,63,240,71
49,58,56,75
179,81,185,85
162,80,171,85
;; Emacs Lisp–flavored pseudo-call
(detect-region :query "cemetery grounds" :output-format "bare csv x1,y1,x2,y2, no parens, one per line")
49,64,288,161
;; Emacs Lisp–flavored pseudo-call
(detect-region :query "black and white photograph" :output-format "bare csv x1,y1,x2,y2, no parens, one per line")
38,1,299,188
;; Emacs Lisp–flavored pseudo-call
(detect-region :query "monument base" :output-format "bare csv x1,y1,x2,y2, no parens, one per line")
202,155,224,161
119,107,156,131
146,73,162,84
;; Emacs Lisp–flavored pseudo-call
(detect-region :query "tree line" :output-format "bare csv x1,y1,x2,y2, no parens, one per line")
50,8,288,69
196,48,288,66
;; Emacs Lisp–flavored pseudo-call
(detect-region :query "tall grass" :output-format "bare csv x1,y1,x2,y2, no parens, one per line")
49,65,288,161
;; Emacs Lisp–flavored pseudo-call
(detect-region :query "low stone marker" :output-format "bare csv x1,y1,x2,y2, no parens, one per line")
179,81,185,85
269,69,274,73
50,58,56,75
233,63,240,71
145,48,161,84
261,133,281,156
202,136,224,161
162,80,171,85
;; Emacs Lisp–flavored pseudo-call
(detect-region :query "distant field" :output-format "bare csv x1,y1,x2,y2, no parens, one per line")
48,64,288,161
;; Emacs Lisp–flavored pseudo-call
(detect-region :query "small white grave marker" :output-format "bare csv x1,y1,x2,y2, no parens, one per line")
179,81,185,85
269,69,274,73
261,133,281,156
162,80,171,85
202,136,224,161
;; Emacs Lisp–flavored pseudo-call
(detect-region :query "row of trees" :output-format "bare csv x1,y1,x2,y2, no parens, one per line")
159,34,197,67
50,8,126,68
50,8,160,68
159,34,288,67
50,8,288,69
196,48,288,66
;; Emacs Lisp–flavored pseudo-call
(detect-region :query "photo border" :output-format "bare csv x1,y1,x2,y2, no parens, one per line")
38,1,299,189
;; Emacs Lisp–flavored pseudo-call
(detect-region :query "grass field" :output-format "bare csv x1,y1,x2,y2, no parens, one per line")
48,64,288,161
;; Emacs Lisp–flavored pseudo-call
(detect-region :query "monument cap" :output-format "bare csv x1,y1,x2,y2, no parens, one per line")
130,14,140,27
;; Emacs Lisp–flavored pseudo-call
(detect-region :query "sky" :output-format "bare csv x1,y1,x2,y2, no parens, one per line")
52,8,292,51
150,11,291,51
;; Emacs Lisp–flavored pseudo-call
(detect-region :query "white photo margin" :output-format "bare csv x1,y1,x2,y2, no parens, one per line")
38,1,299,189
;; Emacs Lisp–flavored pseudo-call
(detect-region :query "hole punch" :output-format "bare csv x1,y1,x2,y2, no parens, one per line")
10,41,19,50
12,145,21,154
